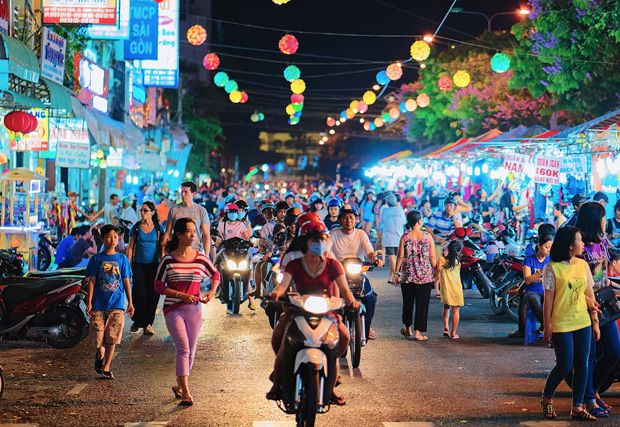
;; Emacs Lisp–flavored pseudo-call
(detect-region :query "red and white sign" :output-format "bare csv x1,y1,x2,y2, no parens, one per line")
503,154,529,174
534,156,560,185
43,0,118,25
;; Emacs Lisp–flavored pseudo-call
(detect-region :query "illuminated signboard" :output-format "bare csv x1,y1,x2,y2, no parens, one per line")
74,54,109,113
86,0,130,39
43,0,118,25
124,0,159,60
141,0,179,88
40,27,66,85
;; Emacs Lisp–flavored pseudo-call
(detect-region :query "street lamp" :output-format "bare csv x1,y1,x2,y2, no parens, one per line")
451,7,530,31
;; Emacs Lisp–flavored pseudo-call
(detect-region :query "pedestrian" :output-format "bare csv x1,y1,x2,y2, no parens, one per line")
55,228,80,267
379,193,407,283
605,200,620,248
436,240,464,339
126,201,165,336
120,197,139,226
540,227,600,421
90,194,120,226
66,191,90,233
394,210,437,341
553,203,567,229
360,190,376,236
155,218,220,406
156,194,170,227
86,224,134,380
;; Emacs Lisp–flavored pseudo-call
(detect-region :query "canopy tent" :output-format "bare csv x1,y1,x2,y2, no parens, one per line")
555,108,620,138
379,149,413,163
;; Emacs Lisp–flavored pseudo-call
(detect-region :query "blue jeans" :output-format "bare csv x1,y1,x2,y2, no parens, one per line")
584,320,620,402
362,276,377,338
544,326,591,406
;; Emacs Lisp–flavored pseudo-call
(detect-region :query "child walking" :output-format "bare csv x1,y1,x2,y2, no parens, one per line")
86,224,134,379
436,240,464,339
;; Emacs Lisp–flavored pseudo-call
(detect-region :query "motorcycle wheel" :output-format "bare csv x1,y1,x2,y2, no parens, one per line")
0,366,4,400
296,368,319,427
232,277,242,315
474,270,491,299
504,289,521,322
350,312,362,369
489,290,507,315
46,306,88,349
38,245,51,271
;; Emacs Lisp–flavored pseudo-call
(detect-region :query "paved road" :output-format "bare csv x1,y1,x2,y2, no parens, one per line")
0,269,618,426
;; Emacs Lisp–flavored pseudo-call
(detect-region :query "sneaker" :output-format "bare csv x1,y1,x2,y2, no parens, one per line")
508,330,524,338
99,371,114,380
130,324,140,333
143,325,154,336
94,352,104,375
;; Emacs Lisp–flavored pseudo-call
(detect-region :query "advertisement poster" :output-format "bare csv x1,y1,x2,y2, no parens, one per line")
86,0,130,39
534,156,561,185
43,0,118,25
0,0,9,34
124,0,159,60
40,27,66,84
74,54,109,112
141,0,179,88
503,153,529,175
560,156,587,177
107,147,124,167
56,141,90,169
9,109,50,151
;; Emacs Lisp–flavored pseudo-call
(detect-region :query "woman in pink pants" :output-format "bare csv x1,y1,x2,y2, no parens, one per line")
155,218,220,406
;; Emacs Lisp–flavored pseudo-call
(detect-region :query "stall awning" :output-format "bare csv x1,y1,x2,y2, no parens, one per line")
0,89,44,109
0,33,40,83
36,77,73,112
379,150,413,163
76,103,145,151
555,108,620,138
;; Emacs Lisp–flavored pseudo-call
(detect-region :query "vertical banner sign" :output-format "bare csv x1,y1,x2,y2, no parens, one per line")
534,156,560,185
86,0,130,39
0,0,9,34
9,109,50,151
124,0,159,60
43,0,118,25
503,153,529,175
55,118,90,169
40,27,66,84
141,0,179,88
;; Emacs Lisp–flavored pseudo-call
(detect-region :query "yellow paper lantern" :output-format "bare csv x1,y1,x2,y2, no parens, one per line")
386,63,403,81
285,104,295,115
410,40,430,61
363,90,376,105
349,100,359,113
405,98,417,112
35,166,45,176
374,117,384,128
345,108,355,119
389,107,400,120
290,79,306,94
272,0,291,4
416,93,430,108
229,90,242,103
453,70,471,88
187,25,207,46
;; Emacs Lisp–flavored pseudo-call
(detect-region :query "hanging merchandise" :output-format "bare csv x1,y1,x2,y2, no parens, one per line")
376,70,390,85
214,71,229,87
437,75,452,91
491,53,511,73
224,80,239,94
405,98,417,111
203,53,220,71
453,70,471,87
229,90,242,103
283,65,301,82
187,25,207,46
279,34,299,55
290,79,306,94
363,90,377,105
416,93,430,107
386,63,403,81
410,40,431,61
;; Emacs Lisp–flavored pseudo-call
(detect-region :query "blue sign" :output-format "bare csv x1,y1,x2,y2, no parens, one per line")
123,0,158,60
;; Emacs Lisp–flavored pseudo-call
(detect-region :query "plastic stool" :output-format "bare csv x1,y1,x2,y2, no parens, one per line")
524,306,542,345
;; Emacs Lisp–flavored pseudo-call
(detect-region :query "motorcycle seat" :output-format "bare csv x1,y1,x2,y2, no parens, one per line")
0,278,77,309
28,267,87,278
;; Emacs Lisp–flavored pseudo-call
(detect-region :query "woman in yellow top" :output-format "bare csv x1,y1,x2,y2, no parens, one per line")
435,240,464,339
540,227,600,421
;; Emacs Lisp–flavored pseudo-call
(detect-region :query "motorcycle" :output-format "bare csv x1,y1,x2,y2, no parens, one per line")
217,237,253,314
449,228,493,298
0,276,89,348
0,249,27,279
488,251,524,321
265,293,345,427
38,233,57,271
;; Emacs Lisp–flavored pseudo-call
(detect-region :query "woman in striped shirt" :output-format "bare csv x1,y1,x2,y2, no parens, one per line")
155,218,220,406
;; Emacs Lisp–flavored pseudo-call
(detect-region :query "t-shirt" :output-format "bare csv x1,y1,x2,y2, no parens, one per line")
523,254,550,294
261,221,276,240
324,215,340,230
61,237,94,268
86,252,132,311
329,228,374,261
55,236,76,266
580,241,609,291
130,223,165,264
104,203,119,225
285,257,344,296
478,200,492,223
428,213,458,238
121,206,138,226
218,221,249,241
166,203,210,251
379,206,407,247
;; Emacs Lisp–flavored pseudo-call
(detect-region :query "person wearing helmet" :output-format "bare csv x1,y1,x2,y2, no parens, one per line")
283,207,302,243
268,220,360,406
234,200,249,222
260,202,286,242
216,203,252,247
284,192,295,207
254,202,274,230
324,198,342,230
309,196,327,219
330,207,383,340
294,211,322,237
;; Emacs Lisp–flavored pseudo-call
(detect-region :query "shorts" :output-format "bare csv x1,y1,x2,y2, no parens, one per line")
385,247,398,256
91,309,125,347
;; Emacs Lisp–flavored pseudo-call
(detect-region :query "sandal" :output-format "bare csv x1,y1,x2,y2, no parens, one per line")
400,327,412,337
588,406,609,418
571,409,596,421
172,386,182,399
331,391,346,406
178,399,194,406
541,399,556,419
443,329,450,337
450,334,460,340
413,335,428,341
266,384,281,401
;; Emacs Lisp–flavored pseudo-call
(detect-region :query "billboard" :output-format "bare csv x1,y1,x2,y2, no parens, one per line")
0,0,9,34
43,0,118,25
85,0,130,39
141,0,179,88
40,27,66,84
74,54,109,113
124,0,159,60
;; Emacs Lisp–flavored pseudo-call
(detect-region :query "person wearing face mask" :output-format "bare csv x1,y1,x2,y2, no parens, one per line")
260,203,283,242
234,200,249,223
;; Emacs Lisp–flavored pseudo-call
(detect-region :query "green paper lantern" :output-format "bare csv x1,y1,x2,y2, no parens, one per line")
491,53,511,73
283,65,301,82
381,112,391,122
224,80,238,94
214,71,229,87
292,103,303,112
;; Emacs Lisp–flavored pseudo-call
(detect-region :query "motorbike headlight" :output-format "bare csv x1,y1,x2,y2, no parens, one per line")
303,296,329,314
226,259,238,270
276,272,284,284
346,263,363,275
238,260,249,271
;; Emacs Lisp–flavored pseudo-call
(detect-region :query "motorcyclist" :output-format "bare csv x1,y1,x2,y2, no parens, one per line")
267,220,360,406
261,202,287,242
329,207,382,340
324,198,342,230
234,199,249,222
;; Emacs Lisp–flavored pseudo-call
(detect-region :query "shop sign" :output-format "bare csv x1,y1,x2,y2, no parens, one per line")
502,153,528,174
86,0,130,39
40,27,66,85
56,141,90,169
74,54,109,113
0,0,9,34
43,117,87,159
560,156,587,177
534,156,560,185
124,0,159,60
9,109,49,151
107,147,123,167
141,0,179,88
43,0,118,25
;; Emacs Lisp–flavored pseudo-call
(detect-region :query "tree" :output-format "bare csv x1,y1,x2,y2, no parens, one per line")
185,116,223,177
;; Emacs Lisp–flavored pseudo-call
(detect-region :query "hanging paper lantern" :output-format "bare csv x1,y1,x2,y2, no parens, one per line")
369,123,376,131
224,80,238,94
326,117,336,127
381,112,391,123
357,102,368,114
340,110,348,121
293,111,302,118
389,107,400,120
375,70,389,85
349,100,359,113
491,52,511,73
272,0,291,4
229,91,242,103
202,53,220,71
416,93,430,108
363,90,376,105
286,104,295,115
3,111,37,133
291,94,304,104
374,117,384,128
363,121,371,131
240,91,249,103
251,113,259,123
386,63,403,81
283,65,301,82
290,79,306,94
292,103,303,112
437,75,453,91
257,113,265,121
405,98,417,112
289,116,300,125
410,40,431,61
345,108,355,119
453,70,471,87
399,102,408,113
279,34,299,55
187,25,207,46
214,71,229,87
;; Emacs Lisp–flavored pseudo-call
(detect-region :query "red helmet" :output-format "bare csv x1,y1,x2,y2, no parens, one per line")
299,220,329,239
224,203,239,212
295,212,321,233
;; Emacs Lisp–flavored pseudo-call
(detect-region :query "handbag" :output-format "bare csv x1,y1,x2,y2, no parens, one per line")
594,286,620,326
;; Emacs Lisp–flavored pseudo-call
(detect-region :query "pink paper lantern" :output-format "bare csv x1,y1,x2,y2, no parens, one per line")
240,91,249,103
278,34,299,55
357,102,368,114
326,117,336,127
437,75,452,92
202,53,220,71
291,94,304,104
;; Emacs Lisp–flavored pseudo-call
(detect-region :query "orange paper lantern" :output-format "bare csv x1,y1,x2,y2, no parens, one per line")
278,34,299,55
187,25,207,46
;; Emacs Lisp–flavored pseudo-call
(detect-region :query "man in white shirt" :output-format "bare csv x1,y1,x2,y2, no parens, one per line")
163,181,211,254
328,208,383,340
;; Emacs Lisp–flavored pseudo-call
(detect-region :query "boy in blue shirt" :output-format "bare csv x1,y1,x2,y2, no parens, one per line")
86,224,134,379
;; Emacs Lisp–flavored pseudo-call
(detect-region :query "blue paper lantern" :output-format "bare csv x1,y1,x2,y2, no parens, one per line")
376,70,389,85
399,102,408,113
214,71,229,87
491,53,511,73
224,80,238,94
283,65,301,82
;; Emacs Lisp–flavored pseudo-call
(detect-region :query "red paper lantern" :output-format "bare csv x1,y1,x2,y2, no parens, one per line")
291,94,304,104
437,75,453,92
3,111,37,133
25,114,38,133
278,34,299,55
240,91,249,103
203,53,220,71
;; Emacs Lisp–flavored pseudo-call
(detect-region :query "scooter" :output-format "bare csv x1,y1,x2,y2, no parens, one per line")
0,276,89,348
488,251,524,321
265,293,345,427
0,249,27,279
38,233,57,271
450,228,493,298
217,237,253,314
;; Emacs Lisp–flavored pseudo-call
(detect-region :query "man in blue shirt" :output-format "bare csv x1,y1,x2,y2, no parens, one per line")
428,197,462,244
55,228,80,267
